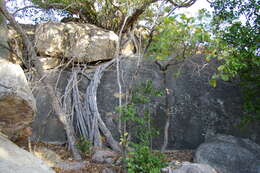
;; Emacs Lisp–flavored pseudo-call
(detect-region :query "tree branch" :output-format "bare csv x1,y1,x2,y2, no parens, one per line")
120,0,196,32
167,0,197,7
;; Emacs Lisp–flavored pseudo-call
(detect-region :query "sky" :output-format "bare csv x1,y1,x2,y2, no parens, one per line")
175,0,211,16
8,0,212,24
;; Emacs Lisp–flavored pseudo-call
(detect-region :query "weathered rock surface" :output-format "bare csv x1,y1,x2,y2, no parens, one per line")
0,62,35,137
31,57,260,149
165,56,260,149
97,57,260,149
91,149,118,164
35,22,118,62
31,69,68,144
0,135,55,173
7,25,35,64
162,162,218,173
97,59,165,144
38,56,61,70
195,134,260,173
101,168,117,173
0,24,10,61
34,147,87,171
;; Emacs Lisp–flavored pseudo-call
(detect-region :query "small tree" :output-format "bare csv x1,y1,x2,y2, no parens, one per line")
147,9,211,60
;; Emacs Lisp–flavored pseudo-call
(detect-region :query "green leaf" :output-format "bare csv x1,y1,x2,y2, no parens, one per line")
220,74,229,81
217,65,225,71
209,79,217,88
205,55,211,62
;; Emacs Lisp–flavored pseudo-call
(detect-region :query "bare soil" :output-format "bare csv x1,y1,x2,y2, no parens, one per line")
13,131,193,173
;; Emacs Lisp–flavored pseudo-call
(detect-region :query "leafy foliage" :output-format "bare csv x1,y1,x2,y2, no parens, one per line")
147,9,211,60
116,80,165,172
76,137,92,154
146,2,259,125
126,144,166,173
116,80,162,146
30,0,152,31
29,0,196,32
208,0,260,124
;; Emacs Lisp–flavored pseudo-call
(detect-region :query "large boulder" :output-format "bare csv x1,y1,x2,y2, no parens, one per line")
31,58,260,149
161,162,218,173
97,59,165,146
31,69,68,144
97,57,260,149
35,22,118,62
34,147,87,171
0,135,55,173
91,149,118,164
165,55,260,149
7,24,36,65
0,62,36,137
195,134,260,173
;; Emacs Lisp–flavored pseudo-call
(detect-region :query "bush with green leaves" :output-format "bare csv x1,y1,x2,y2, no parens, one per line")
126,144,167,173
116,80,166,172
116,80,163,146
76,137,92,154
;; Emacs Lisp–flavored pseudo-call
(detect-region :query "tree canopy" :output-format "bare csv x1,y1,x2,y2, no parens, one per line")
19,0,197,32
209,0,260,124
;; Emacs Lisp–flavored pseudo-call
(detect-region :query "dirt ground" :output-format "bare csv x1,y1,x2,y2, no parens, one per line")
13,131,193,173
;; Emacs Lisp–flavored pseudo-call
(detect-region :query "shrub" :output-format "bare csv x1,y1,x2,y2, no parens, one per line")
76,137,92,154
126,144,167,173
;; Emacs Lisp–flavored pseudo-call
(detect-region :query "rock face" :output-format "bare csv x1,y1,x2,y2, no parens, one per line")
91,149,118,164
0,23,36,138
162,162,218,173
0,62,36,137
97,59,165,144
5,23,258,150
0,24,10,61
97,57,260,149
31,70,68,144
35,22,118,62
7,24,35,65
195,134,260,173
31,57,260,149
165,56,248,149
0,135,55,173
34,147,87,171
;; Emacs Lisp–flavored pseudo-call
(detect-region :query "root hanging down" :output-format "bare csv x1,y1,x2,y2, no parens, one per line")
63,59,122,152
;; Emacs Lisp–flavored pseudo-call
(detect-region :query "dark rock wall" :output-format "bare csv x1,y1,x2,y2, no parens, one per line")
32,56,260,149
97,60,165,147
166,56,245,149
31,70,68,144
